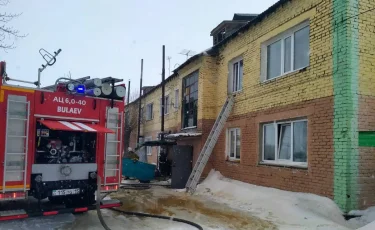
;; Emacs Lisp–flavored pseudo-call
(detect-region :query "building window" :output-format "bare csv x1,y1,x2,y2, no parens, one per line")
144,136,152,156
165,95,170,114
140,107,144,122
159,95,170,116
229,57,243,93
261,21,310,81
146,103,153,121
182,71,199,128
227,128,241,160
174,89,179,110
262,119,307,166
214,28,226,45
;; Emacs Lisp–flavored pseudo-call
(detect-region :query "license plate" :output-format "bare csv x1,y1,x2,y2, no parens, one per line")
52,188,80,196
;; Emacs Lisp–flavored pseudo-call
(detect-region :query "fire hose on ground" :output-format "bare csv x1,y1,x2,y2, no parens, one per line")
96,176,203,230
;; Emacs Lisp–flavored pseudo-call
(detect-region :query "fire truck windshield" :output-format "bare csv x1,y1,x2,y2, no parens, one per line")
35,123,97,164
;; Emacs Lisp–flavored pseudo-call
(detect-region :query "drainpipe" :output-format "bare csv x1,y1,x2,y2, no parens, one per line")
161,46,165,141
137,59,143,144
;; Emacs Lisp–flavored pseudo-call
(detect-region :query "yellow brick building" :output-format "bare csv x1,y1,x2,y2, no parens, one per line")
127,0,375,212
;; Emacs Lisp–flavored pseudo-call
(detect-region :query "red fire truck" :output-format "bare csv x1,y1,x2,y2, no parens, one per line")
0,61,124,221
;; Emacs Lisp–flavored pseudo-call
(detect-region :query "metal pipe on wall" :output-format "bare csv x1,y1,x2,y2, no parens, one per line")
127,80,131,105
161,46,165,141
137,59,143,144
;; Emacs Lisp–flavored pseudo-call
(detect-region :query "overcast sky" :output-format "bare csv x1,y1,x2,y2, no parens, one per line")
1,0,278,95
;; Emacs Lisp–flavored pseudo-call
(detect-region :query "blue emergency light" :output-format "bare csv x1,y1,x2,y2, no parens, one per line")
76,84,86,94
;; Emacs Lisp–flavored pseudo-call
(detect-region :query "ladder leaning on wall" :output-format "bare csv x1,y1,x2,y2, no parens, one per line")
185,95,235,194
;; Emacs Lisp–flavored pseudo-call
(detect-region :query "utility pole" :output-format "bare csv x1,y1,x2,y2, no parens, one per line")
124,79,131,152
161,46,165,141
137,59,143,143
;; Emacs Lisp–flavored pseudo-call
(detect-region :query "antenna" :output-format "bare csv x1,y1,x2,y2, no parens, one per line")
167,56,171,76
179,49,196,60
37,48,62,88
60,71,71,79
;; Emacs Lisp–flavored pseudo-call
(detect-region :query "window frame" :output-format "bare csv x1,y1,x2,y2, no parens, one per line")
228,56,244,93
144,136,152,156
174,89,179,110
146,103,153,121
261,119,308,167
182,70,199,129
165,95,170,115
261,21,310,82
216,27,226,44
226,128,241,161
159,94,170,116
140,107,144,123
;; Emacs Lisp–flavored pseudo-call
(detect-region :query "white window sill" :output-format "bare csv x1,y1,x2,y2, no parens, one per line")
262,66,308,84
147,154,152,156
182,126,197,131
229,89,243,95
159,113,170,117
226,159,240,163
260,161,307,169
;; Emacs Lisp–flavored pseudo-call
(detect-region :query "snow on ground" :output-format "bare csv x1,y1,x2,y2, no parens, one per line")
0,214,75,230
356,221,375,230
3,169,374,230
348,206,375,229
194,169,351,230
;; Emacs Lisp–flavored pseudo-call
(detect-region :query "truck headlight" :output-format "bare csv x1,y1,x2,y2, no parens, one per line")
66,83,75,91
35,175,43,183
89,172,97,179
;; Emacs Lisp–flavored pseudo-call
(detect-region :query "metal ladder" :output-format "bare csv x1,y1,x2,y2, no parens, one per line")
103,108,123,187
186,95,234,194
3,96,30,193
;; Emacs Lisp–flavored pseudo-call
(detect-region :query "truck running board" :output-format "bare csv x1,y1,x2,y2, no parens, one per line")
0,199,122,221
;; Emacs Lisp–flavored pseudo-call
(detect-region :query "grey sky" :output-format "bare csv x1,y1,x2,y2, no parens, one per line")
1,0,278,94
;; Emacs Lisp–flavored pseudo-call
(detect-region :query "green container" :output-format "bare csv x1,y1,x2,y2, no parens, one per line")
122,158,156,182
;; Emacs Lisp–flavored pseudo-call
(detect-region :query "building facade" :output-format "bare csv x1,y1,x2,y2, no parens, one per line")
127,0,375,212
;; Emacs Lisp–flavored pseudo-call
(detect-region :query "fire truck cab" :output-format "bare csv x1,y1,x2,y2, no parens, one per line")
0,61,123,220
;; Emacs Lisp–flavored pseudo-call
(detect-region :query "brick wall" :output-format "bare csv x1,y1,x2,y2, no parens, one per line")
211,0,333,118
357,0,375,210
210,97,334,198
359,0,375,97
358,95,375,209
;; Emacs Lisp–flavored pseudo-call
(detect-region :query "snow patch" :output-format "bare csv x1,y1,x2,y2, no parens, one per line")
348,206,375,229
165,132,202,138
357,221,375,230
195,169,350,229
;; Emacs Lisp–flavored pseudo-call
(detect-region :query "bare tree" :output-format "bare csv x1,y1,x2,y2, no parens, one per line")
124,95,145,152
0,0,26,51
128,90,140,103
